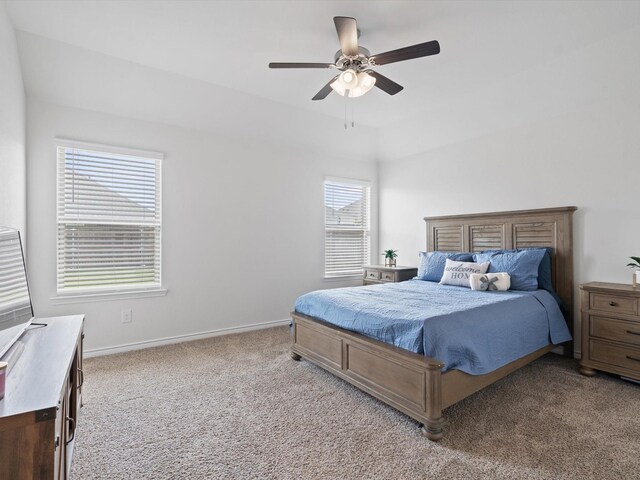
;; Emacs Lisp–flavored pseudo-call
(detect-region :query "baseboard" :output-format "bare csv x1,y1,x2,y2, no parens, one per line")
84,318,291,358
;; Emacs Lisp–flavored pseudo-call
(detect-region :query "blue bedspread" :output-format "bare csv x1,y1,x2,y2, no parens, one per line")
294,280,571,375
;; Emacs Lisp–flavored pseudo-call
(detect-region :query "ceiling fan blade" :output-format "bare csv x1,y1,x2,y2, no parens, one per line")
370,40,440,66
366,71,404,95
312,75,340,101
269,62,334,69
334,16,359,57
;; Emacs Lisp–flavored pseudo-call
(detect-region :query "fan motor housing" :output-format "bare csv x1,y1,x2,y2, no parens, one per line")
334,47,371,71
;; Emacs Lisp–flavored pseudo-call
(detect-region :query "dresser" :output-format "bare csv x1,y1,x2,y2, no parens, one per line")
363,265,418,286
580,282,640,381
0,315,84,479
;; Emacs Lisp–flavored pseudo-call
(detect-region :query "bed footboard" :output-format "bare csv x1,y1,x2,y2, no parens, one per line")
291,312,559,441
291,312,446,440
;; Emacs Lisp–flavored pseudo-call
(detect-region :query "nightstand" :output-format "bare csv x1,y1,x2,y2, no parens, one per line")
363,265,418,286
580,282,640,381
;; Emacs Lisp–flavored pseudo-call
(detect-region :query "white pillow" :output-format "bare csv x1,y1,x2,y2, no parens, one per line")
469,272,511,291
439,259,490,288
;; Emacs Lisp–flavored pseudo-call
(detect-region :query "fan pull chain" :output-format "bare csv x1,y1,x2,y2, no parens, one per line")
351,102,355,128
343,95,356,130
344,93,348,130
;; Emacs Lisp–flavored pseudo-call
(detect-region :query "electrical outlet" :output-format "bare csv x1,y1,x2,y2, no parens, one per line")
121,309,133,324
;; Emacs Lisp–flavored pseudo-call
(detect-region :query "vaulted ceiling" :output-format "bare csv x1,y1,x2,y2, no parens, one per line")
6,0,640,159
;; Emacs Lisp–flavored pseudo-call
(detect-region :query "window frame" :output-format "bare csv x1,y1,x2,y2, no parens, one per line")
323,176,372,280
54,139,166,301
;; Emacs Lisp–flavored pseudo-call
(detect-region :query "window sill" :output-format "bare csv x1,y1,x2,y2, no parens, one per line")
50,287,168,305
323,275,363,282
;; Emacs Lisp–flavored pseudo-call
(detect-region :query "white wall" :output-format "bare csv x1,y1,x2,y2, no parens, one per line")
15,31,378,164
378,98,640,355
0,3,25,234
27,99,377,353
377,20,640,357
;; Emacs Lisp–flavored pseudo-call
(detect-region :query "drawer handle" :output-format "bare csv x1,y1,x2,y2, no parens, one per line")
627,355,640,363
609,301,617,307
627,330,640,337
78,367,84,387
66,416,76,444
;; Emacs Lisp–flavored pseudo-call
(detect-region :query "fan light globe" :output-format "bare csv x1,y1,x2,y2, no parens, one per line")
330,70,376,98
348,72,377,98
339,69,359,89
330,79,347,96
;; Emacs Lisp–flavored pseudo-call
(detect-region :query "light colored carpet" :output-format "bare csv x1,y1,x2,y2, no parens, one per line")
72,326,640,480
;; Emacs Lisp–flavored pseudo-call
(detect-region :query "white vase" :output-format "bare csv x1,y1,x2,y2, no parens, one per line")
635,270,640,288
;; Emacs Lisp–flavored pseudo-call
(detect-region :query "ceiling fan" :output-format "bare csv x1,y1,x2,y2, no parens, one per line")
268,16,440,100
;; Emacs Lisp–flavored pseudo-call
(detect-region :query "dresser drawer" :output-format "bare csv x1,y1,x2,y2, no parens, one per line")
590,340,640,373
380,271,395,282
591,316,640,347
364,270,381,281
590,293,637,316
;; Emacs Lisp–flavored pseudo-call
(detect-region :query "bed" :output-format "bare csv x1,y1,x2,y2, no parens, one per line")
290,206,576,440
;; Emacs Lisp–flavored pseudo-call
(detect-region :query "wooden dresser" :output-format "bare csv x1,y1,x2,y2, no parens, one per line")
580,282,640,381
363,265,418,286
0,315,84,480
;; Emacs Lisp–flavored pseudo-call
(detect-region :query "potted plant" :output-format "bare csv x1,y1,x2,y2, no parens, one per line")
382,249,398,267
628,256,640,287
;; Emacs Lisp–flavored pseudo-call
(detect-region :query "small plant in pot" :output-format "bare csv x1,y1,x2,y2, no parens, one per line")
628,256,640,287
382,249,398,267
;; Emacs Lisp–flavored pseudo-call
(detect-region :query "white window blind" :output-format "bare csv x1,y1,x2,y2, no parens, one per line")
56,143,162,293
324,179,370,278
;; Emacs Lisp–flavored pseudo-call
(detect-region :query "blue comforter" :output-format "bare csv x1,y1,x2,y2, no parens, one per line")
294,280,571,375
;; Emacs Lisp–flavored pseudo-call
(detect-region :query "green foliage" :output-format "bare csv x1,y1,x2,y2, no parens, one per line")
382,249,398,259
627,256,640,269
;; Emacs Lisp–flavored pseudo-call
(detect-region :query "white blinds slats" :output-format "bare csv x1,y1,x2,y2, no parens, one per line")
57,145,162,292
324,180,370,277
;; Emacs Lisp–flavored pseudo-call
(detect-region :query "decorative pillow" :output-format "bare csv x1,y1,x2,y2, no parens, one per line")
469,272,511,291
477,248,554,292
536,249,555,293
439,259,489,288
473,249,546,291
416,251,474,282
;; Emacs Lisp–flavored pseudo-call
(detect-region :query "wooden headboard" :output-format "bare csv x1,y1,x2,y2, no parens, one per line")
424,206,577,334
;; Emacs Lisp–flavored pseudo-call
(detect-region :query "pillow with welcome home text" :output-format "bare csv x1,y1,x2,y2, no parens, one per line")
439,259,490,288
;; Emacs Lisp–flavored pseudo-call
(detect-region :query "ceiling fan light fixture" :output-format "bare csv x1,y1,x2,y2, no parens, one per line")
330,78,347,96
339,69,359,88
348,72,376,98
269,16,440,101
330,70,376,98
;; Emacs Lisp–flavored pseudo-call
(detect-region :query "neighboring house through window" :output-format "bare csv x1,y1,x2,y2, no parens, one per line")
324,178,371,278
56,141,162,294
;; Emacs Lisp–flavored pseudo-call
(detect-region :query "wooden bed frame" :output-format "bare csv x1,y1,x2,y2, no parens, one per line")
290,206,576,441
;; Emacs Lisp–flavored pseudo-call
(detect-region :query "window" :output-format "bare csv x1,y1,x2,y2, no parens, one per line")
56,141,162,294
324,178,371,278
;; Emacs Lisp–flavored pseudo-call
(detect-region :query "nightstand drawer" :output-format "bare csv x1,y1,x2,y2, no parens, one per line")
380,271,395,282
590,340,640,373
365,270,381,281
591,316,640,347
590,293,637,316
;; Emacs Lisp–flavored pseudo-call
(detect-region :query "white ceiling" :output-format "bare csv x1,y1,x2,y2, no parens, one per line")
6,0,640,129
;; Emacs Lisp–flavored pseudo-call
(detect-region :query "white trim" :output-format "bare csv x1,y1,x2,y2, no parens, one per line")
83,318,291,357
324,176,371,188
51,287,168,305
54,137,164,160
323,275,362,282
